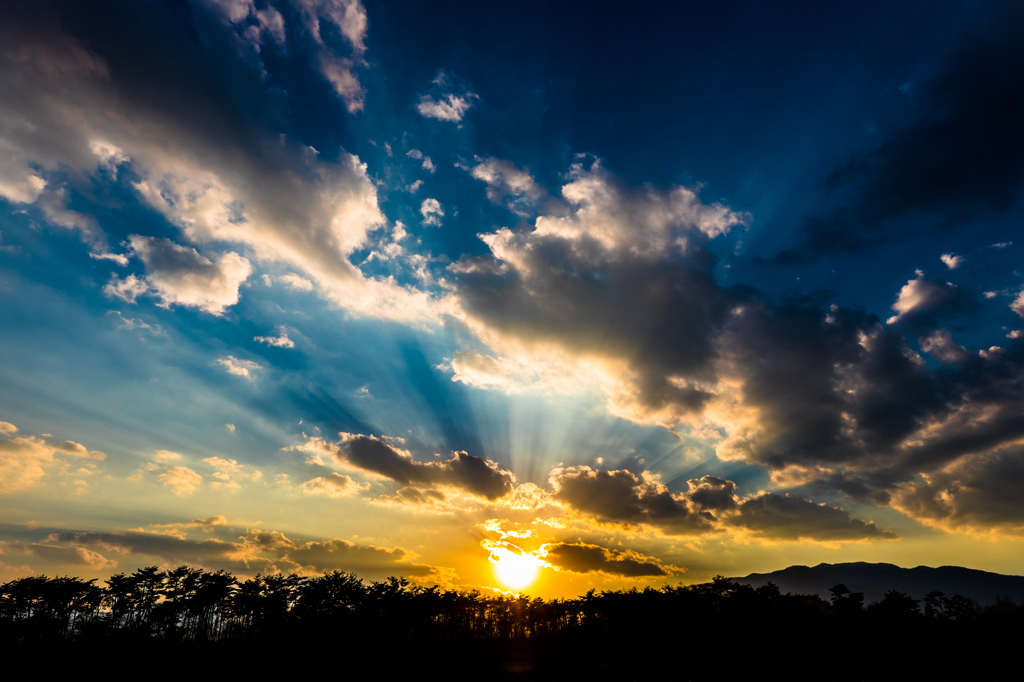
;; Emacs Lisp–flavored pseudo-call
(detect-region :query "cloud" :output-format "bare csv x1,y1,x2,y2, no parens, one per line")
216,356,262,380
449,159,750,425
126,235,251,315
255,328,295,348
301,472,369,498
542,542,678,577
940,253,964,269
420,198,444,226
293,0,370,112
296,434,515,501
770,5,1024,262
45,527,430,577
149,515,227,533
727,493,898,542
4,541,117,569
446,157,1024,533
1012,287,1024,318
104,274,149,304
885,271,978,330
280,273,315,292
892,445,1024,534
0,4,434,325
107,310,165,336
155,450,183,462
0,425,105,493
417,94,475,122
158,466,202,495
549,466,714,534
466,157,546,216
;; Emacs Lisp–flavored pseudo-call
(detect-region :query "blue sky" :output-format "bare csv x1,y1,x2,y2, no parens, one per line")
1,0,1024,594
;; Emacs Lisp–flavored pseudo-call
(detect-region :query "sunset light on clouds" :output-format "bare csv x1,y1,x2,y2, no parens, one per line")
3,0,1024,605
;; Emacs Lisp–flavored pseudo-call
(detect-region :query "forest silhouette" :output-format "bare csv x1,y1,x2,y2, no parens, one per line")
2,567,1022,680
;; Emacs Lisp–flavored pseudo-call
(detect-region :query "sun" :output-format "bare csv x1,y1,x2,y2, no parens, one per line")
491,547,542,591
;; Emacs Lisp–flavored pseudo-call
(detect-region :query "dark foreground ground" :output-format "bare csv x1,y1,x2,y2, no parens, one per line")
3,571,1022,680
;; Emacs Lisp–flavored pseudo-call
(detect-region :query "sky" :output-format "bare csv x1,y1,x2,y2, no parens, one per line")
1,0,1024,597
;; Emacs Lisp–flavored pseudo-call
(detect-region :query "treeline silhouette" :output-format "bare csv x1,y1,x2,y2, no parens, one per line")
3,567,1022,680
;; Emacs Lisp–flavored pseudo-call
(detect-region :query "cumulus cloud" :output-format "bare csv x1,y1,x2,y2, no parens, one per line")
125,235,251,315
420,198,444,226
216,356,262,380
417,94,476,122
103,274,149,304
886,270,977,330
0,4,434,325
0,425,105,493
301,472,369,498
158,466,202,495
940,253,964,269
892,446,1024,534
295,434,515,501
549,466,715,534
727,493,898,542
542,542,679,577
280,273,315,292
1012,287,1024,318
293,0,370,112
255,328,295,348
449,159,750,425
466,157,546,215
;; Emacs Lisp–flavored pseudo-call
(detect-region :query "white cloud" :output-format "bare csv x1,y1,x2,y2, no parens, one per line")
127,235,251,315
216,356,262,379
417,93,476,122
154,450,183,462
103,274,149,304
467,157,546,215
280,273,314,292
0,15,436,326
406,179,423,193
302,472,369,498
1013,287,1024,318
225,423,236,433
295,0,369,112
421,157,436,173
107,310,165,335
255,328,295,348
421,198,444,226
940,253,964,269
158,466,202,495
0,425,105,493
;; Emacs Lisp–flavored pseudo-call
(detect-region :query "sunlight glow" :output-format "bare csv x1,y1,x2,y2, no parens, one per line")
490,547,542,591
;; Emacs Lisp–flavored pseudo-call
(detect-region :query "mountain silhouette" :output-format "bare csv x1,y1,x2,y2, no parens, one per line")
736,561,1024,604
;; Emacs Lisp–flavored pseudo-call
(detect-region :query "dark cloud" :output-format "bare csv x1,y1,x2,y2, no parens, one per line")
4,541,116,569
885,271,979,332
451,160,1024,531
549,466,714,534
892,446,1024,533
543,542,674,577
773,5,1024,262
686,476,739,512
450,160,750,425
727,493,898,542
43,527,428,577
320,434,515,501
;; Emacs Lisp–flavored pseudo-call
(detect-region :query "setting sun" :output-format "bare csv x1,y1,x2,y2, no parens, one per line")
491,547,543,591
